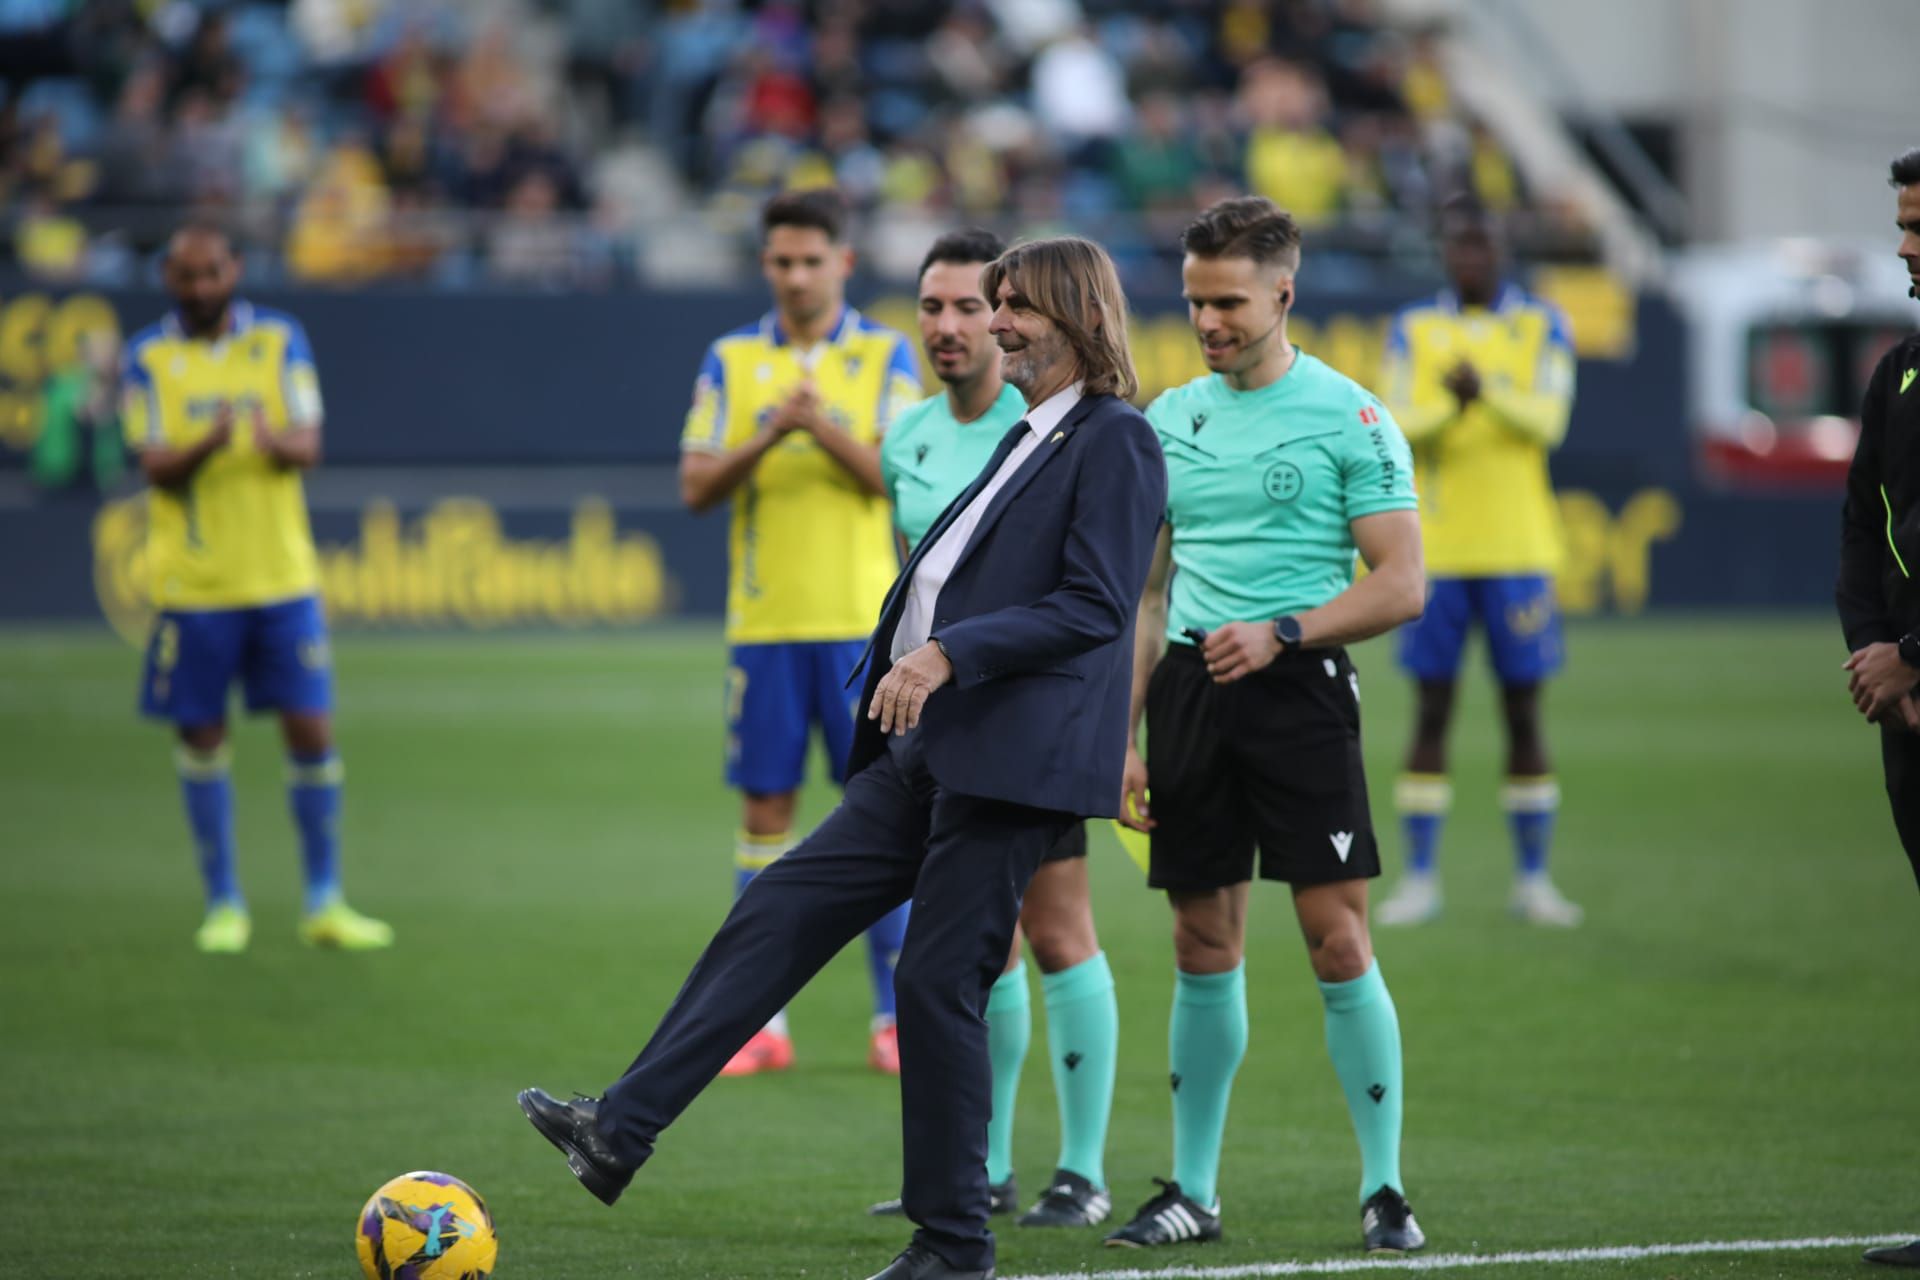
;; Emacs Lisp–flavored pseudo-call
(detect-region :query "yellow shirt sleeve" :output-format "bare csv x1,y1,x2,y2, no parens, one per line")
120,349,157,449
1382,313,1455,444
277,318,325,427
680,344,728,455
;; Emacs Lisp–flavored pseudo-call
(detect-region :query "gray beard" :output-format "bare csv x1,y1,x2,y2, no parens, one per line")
1002,352,1034,395
1003,350,1056,398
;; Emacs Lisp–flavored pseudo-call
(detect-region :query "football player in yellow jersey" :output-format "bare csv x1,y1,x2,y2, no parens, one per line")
678,189,919,1076
1374,199,1583,928
126,225,391,954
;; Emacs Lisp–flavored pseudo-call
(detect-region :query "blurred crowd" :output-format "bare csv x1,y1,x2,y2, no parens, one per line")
0,0,612,286
0,0,1591,291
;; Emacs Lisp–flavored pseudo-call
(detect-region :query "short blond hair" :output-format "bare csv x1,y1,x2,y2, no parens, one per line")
981,237,1138,401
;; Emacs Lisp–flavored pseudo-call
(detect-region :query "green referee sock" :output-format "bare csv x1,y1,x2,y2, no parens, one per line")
1169,963,1247,1210
1041,951,1117,1188
984,962,1032,1186
1319,959,1405,1200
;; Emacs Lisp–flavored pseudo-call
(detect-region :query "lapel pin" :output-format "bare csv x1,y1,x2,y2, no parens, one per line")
1050,431,1065,443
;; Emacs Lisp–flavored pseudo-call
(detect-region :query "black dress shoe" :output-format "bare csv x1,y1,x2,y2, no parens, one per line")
517,1087,635,1206
863,1243,994,1280
1867,1239,1920,1268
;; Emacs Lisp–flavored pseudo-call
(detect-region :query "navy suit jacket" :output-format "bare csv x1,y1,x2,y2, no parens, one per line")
847,391,1168,818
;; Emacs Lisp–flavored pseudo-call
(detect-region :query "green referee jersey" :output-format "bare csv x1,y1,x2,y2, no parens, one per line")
1145,352,1418,642
880,381,1028,549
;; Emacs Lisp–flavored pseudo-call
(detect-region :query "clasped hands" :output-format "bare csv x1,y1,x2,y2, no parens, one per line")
207,404,290,462
767,383,831,440
1443,359,1481,407
1845,642,1920,731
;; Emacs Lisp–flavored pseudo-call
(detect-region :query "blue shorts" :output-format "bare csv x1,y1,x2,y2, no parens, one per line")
1396,575,1564,685
725,640,867,794
140,595,334,726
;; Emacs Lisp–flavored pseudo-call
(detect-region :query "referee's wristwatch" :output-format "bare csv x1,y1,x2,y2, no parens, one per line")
1272,615,1304,654
1899,632,1920,670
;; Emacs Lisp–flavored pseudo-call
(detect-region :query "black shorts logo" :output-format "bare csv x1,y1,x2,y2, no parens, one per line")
1262,462,1304,503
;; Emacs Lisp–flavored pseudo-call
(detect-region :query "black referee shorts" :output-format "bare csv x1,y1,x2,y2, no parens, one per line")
1043,821,1088,863
1145,642,1379,892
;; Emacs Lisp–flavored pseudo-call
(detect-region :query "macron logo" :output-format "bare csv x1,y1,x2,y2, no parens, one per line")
1330,832,1354,862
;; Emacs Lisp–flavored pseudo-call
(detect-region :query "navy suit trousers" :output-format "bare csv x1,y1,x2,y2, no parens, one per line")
596,728,1072,1271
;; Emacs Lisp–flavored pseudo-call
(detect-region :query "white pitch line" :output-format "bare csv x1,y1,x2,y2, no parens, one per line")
1000,1233,1911,1280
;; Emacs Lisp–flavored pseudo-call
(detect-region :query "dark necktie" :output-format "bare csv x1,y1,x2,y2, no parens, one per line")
981,419,1032,476
850,420,1036,686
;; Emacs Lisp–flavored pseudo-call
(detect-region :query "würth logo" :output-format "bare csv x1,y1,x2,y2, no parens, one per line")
1359,405,1380,425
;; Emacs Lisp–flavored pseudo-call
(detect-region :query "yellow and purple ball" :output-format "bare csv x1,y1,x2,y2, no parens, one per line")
355,1170,498,1280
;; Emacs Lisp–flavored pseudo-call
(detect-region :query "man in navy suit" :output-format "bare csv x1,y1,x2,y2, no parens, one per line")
519,236,1167,1280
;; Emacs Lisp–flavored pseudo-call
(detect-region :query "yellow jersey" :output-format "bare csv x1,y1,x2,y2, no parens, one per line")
1246,126,1348,227
1382,285,1575,576
681,307,918,643
122,300,325,610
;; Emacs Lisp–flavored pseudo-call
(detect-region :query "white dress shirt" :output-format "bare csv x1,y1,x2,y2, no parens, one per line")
891,383,1083,662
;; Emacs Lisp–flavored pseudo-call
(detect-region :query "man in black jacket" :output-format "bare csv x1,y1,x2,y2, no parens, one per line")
1839,146,1920,885
1838,145,1920,1271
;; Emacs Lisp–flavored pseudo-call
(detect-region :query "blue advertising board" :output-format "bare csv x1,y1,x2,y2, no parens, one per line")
0,281,1851,632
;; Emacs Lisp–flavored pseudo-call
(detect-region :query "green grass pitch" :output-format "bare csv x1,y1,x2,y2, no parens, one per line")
0,618,1914,1279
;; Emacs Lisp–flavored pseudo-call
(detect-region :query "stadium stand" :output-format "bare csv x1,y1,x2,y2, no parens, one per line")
0,0,1597,290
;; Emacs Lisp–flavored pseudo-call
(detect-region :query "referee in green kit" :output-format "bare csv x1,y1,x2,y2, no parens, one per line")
1111,197,1428,1255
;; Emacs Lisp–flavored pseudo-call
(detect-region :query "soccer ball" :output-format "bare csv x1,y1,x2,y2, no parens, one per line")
355,1171,498,1280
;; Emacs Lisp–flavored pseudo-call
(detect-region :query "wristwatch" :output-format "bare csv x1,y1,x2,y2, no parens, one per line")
1273,615,1304,653
1899,632,1920,669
